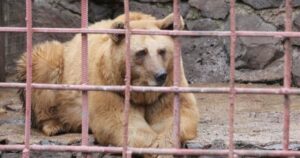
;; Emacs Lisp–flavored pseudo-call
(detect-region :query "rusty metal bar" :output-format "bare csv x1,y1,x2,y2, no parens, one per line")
283,0,293,151
1,82,300,95
3,144,300,157
80,0,89,146
123,0,131,158
80,1,90,158
235,150,300,157
22,0,33,157
229,0,237,158
0,0,5,82
126,150,132,158
0,145,25,151
172,0,181,149
30,147,225,156
2,27,300,38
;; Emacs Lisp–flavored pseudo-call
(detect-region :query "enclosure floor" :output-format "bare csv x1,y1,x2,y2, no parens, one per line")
0,83,300,149
192,83,300,150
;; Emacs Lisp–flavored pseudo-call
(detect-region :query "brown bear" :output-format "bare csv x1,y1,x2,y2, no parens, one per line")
17,12,199,154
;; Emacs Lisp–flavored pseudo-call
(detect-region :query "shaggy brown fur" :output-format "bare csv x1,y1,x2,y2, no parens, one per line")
17,12,199,157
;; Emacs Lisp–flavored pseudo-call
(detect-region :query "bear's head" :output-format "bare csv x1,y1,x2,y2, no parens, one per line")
109,13,185,105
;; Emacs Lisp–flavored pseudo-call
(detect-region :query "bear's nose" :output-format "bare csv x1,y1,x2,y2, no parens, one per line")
154,70,167,86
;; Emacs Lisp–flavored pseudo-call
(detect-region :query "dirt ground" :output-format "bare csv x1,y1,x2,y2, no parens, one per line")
0,83,300,151
192,83,300,150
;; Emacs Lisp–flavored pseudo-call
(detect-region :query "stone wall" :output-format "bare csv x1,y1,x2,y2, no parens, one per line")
3,0,300,86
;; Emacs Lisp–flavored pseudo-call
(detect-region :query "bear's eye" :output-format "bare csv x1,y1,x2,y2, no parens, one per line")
135,49,148,59
158,48,166,57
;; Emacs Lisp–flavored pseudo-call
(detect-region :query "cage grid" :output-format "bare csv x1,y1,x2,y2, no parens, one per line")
0,0,300,158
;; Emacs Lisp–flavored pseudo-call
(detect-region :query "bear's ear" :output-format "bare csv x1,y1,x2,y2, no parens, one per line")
110,21,125,44
156,13,185,30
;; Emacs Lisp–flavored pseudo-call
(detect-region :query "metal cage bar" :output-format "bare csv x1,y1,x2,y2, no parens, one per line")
3,27,300,37
172,0,182,149
3,144,300,157
283,0,293,151
0,0,299,157
80,0,90,158
123,0,131,157
1,82,300,94
22,0,33,157
228,0,237,158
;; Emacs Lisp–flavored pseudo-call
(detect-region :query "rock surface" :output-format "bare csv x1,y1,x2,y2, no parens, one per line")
186,18,220,31
241,0,283,9
293,48,300,86
182,37,229,83
225,11,285,83
134,0,171,2
126,1,172,18
3,0,300,85
33,1,81,43
235,14,279,45
188,0,229,20
239,45,282,70
236,58,284,82
241,0,300,9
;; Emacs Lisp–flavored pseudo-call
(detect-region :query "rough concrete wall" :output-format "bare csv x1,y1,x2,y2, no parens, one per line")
3,0,300,86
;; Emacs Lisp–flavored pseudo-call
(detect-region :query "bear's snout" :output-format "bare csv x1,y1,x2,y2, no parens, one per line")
154,70,167,86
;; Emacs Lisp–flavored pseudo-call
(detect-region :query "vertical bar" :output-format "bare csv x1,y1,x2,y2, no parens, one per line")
123,0,131,158
229,0,237,158
23,0,33,157
0,0,5,82
172,0,182,149
126,150,132,158
283,0,292,151
81,0,90,157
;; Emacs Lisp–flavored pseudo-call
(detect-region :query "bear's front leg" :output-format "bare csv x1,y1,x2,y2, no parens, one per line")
146,93,199,153
89,92,159,149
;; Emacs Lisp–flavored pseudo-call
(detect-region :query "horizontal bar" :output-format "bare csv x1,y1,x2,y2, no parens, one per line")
236,150,300,157
0,82,125,91
0,145,24,151
30,145,227,155
0,27,26,32
1,145,300,157
0,82,300,95
0,27,300,37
